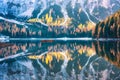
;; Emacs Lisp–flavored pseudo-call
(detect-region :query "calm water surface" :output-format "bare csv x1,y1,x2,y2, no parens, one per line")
0,40,120,80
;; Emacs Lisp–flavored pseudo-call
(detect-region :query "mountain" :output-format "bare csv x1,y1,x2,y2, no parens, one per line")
93,10,120,38
0,0,36,19
85,0,120,20
0,0,119,21
0,0,120,38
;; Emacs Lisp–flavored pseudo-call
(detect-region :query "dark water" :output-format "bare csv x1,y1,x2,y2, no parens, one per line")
0,40,120,80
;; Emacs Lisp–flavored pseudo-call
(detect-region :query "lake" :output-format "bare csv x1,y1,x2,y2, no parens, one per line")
0,40,120,80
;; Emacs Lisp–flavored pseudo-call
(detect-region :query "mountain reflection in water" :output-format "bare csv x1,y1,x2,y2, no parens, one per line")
0,41,120,80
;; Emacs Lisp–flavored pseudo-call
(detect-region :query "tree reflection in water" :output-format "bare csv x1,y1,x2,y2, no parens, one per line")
0,41,120,80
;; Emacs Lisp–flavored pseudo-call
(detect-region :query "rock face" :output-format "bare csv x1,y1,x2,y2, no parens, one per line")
0,0,36,18
85,0,120,20
0,0,119,21
93,10,120,38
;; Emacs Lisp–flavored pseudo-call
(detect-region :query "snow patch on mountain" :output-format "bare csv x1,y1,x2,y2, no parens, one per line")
101,0,110,9
18,8,34,17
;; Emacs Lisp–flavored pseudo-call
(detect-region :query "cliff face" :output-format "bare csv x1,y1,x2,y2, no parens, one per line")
0,0,36,18
0,0,119,20
93,10,120,38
